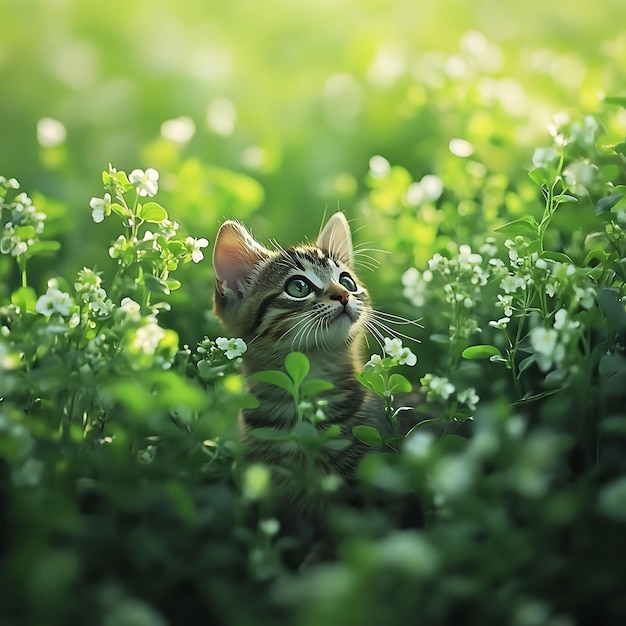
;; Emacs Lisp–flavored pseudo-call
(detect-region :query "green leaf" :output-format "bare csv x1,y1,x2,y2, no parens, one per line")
166,278,182,291
324,438,352,451
11,286,37,312
528,167,550,186
249,427,292,441
604,96,626,109
300,378,334,397
598,477,626,521
430,334,451,344
518,355,536,374
110,202,131,218
554,194,578,205
599,354,626,397
102,168,132,191
357,370,387,396
292,421,318,441
388,373,412,394
24,240,61,260
598,289,626,329
542,251,574,264
250,370,294,394
595,193,624,215
139,201,168,223
144,274,171,295
285,352,310,388
494,216,538,237
352,424,383,447
462,344,502,360
583,249,607,267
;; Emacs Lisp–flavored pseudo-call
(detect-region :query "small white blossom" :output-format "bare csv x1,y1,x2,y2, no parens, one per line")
383,337,417,366
500,274,526,294
35,287,74,317
421,373,455,402
186,236,209,263
116,297,142,323
401,267,432,307
364,354,383,369
489,316,510,330
129,168,160,197
457,387,479,411
89,193,111,223
496,294,514,317
553,308,580,336
529,326,561,371
215,336,247,360
531,146,559,169
131,321,165,356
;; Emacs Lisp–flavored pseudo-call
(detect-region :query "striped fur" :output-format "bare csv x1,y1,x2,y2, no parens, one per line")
212,213,386,506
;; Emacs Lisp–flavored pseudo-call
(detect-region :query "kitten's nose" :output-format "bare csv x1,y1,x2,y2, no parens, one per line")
329,283,350,306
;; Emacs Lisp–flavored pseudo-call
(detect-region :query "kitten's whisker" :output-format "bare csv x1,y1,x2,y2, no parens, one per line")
371,309,424,328
362,320,386,354
368,317,421,345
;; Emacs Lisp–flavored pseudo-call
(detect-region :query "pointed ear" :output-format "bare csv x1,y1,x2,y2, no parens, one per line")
316,212,354,266
213,220,269,299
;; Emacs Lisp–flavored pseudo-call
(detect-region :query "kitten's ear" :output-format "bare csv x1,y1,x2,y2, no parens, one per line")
213,220,269,299
316,212,354,266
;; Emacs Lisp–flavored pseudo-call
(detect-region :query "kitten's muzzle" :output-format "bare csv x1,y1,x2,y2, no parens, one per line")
328,283,350,306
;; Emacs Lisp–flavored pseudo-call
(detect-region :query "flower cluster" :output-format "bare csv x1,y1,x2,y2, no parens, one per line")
529,309,581,373
0,184,47,258
75,268,114,318
420,373,479,414
35,282,75,318
129,168,160,197
215,336,247,360
364,336,418,369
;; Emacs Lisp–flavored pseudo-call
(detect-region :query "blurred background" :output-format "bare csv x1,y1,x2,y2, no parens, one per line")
1,0,625,343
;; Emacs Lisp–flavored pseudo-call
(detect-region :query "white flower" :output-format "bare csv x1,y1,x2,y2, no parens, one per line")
384,337,404,360
364,354,382,369
420,373,455,402
369,155,391,178
187,236,209,263
383,337,417,365
531,146,559,169
457,387,479,411
131,321,165,356
496,294,513,317
553,308,580,336
116,297,142,323
129,168,160,197
574,287,595,310
500,274,526,294
401,267,432,307
489,316,510,330
89,193,111,223
215,336,247,360
35,287,74,317
563,160,596,195
529,326,560,371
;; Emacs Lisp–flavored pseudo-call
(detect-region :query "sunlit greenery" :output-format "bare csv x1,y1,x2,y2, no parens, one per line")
2,1,626,624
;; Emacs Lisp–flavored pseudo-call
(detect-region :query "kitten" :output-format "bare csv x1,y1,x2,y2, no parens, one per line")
212,213,395,502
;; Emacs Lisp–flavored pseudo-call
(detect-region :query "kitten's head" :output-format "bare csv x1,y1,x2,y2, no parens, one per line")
212,213,370,354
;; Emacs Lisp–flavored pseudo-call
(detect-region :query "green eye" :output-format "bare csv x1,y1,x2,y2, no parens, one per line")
339,272,358,292
285,277,313,298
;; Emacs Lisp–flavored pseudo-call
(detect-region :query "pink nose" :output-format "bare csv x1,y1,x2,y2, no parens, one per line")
329,284,349,306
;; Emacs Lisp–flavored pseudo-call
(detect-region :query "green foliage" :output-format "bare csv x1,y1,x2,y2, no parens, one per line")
2,3,626,625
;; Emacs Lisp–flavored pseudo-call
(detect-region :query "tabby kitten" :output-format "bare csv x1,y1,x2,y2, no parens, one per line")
212,212,388,487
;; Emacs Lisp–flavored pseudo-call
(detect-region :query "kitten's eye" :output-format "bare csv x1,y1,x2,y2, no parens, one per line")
285,277,313,298
339,272,358,292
